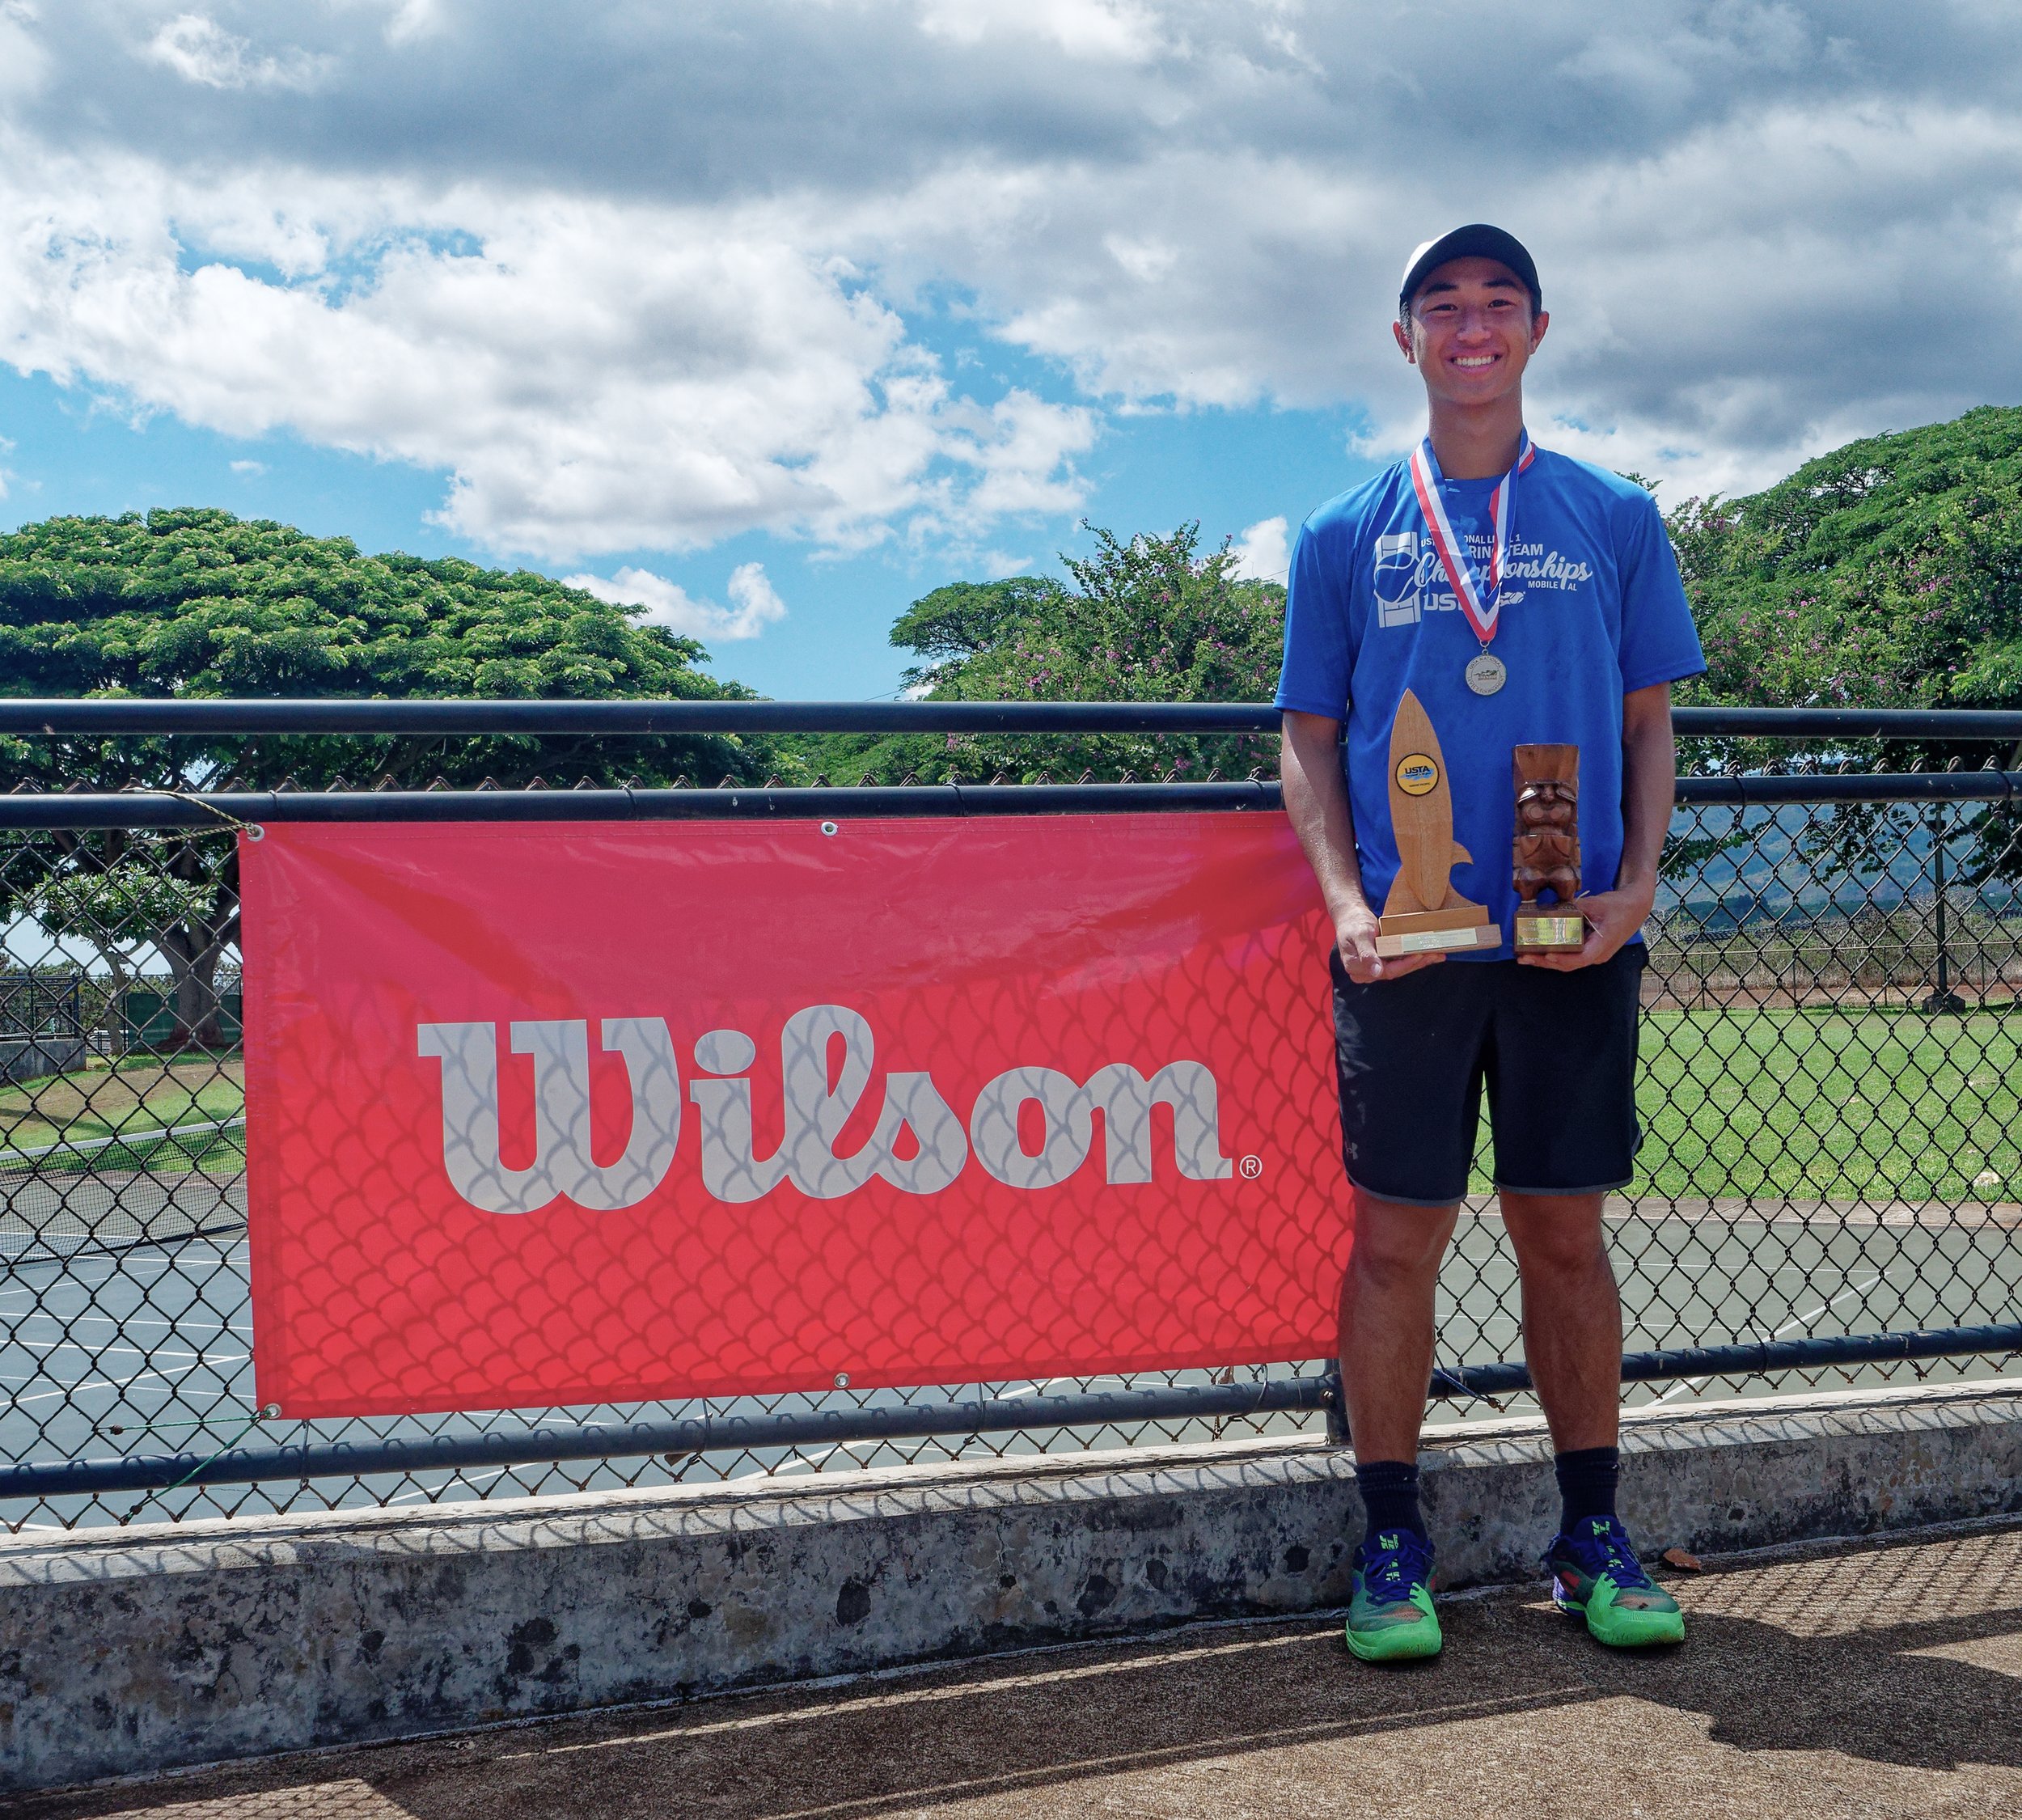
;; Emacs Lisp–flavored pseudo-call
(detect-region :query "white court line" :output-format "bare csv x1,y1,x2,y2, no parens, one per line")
10,1353,250,1406
738,1436,903,1479
61,1323,251,1340
742,1445,848,1479
2,1310,252,1318
1000,1375,1132,1399
1,1238,252,1276
0,1348,159,1376
383,1466,514,1505
1649,1270,1888,1406
1,1313,251,1335
2,1340,231,1368
0,1259,251,1306
3,1304,249,1324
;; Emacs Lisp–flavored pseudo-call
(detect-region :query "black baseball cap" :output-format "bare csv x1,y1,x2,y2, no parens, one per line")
1398,225,1542,315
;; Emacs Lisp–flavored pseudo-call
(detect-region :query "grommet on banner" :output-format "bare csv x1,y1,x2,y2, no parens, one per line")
246,825,265,842
819,821,839,836
833,1371,850,1389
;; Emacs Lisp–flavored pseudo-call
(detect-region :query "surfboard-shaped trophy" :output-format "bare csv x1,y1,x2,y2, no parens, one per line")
1374,690,1502,958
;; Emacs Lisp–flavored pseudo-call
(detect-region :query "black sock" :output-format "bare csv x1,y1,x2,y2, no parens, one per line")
1355,1459,1426,1546
1555,1445,1619,1534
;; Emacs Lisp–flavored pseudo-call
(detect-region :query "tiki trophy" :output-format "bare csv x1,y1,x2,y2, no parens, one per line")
1512,744,1584,952
1374,690,1501,957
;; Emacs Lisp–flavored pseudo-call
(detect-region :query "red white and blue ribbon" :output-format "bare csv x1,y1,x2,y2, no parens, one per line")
1407,431,1537,645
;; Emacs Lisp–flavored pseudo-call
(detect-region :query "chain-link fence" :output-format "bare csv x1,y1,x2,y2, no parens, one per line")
2,703,2020,1531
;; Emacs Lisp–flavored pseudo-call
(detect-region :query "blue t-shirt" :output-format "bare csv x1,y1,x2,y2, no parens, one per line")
1274,444,1705,955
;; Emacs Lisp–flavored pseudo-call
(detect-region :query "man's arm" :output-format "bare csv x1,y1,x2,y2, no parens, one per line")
1521,679,1674,971
1280,709,1445,983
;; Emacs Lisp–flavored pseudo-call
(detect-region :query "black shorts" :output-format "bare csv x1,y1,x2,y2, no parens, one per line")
1329,945,1648,1206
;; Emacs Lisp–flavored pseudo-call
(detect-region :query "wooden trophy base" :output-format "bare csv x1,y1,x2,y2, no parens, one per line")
1375,906,1502,958
1513,907,1586,953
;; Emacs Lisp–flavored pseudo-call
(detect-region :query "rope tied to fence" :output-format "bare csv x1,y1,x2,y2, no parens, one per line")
120,1404,280,1524
136,787,261,836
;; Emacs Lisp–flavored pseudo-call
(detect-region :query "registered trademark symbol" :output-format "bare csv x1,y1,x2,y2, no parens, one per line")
1239,1155,1263,1180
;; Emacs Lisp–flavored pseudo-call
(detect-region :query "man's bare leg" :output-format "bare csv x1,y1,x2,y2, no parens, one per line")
1338,1193,1461,1461
1335,1192,1457,1657
1498,1189,1620,1452
1499,1188,1682,1641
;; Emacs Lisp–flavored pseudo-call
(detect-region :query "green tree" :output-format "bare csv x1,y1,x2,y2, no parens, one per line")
0,508,787,1047
1671,406,2022,729
820,524,1285,785
887,576,1071,688
1669,404,2022,880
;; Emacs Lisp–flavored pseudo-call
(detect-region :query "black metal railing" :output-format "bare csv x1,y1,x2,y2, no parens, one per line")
6,696,2021,738
2,700,2019,1528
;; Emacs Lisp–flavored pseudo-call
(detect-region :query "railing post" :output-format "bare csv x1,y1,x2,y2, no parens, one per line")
1922,802,1968,1014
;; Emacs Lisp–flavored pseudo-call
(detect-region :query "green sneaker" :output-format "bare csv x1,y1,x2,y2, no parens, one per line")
1546,1516,1686,1648
1345,1530,1443,1662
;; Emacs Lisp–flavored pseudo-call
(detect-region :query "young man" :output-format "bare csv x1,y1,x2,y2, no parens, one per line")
1276,225,1704,1661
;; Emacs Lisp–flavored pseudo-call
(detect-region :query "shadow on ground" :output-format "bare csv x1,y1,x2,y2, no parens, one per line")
9,1524,2022,1819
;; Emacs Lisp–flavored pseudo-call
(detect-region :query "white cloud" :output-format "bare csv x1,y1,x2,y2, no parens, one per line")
0,141,1094,558
382,1,446,45
1230,514,1288,582
229,458,265,475
565,562,788,642
949,390,1099,523
914,0,1162,62
321,0,447,45
878,96,2022,499
0,1,45,100
141,13,328,91
9,0,2022,548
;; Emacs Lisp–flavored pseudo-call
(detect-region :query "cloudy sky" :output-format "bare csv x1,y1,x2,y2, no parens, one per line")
3,2,2020,696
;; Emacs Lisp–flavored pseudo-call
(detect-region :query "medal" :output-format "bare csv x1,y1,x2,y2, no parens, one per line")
1465,653,1508,696
1408,430,1535,692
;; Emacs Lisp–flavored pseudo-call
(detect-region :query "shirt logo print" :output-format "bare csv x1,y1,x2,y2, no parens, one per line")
1373,531,1420,628
1373,523,1593,635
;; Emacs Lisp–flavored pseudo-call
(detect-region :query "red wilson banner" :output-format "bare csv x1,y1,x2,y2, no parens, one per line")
241,815,1350,1417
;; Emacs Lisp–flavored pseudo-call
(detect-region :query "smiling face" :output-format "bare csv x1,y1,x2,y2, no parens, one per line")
1392,255,1548,405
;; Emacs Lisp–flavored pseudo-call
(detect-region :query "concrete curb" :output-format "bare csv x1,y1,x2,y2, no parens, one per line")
3,1378,2019,1792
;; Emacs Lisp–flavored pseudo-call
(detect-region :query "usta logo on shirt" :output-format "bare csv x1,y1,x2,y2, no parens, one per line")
1373,530,1593,629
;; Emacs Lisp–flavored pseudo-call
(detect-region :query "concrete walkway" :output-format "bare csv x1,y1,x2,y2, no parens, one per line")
7,1522,2022,1820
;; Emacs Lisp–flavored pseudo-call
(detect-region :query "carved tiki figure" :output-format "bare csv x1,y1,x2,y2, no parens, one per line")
1512,744,1581,948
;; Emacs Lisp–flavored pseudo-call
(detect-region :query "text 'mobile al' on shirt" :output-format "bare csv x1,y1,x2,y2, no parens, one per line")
1274,445,1706,954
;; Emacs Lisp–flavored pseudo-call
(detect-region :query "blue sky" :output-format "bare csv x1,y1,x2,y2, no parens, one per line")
6,2,2020,700
1,327,1369,700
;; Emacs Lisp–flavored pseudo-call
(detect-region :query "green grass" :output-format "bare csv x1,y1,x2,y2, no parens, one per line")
5,1010,2019,1204
0,1057,245,1173
1634,1006,2022,1202
1467,1005,2022,1203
